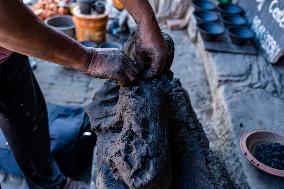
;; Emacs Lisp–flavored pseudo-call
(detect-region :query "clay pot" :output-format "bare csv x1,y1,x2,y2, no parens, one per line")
99,42,122,49
240,130,284,177
228,26,254,45
112,0,124,10
221,15,248,27
192,0,216,11
193,10,219,23
45,15,75,38
94,1,106,14
78,0,94,14
73,7,108,43
81,41,98,48
217,3,244,16
197,22,225,41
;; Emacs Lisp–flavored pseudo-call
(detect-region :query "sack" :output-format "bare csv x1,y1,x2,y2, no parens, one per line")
127,0,192,31
0,104,95,178
149,0,191,22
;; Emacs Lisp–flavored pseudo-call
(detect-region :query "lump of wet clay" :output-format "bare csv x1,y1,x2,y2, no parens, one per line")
86,33,233,189
254,143,284,170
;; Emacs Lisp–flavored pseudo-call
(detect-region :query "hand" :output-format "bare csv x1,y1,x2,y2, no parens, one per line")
132,25,169,79
85,48,143,85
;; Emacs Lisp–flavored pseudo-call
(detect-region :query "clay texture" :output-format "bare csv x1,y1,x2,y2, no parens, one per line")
86,33,233,189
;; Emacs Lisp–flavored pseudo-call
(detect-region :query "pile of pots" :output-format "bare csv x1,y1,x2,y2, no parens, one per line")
193,0,255,45
42,0,124,46
77,0,106,15
32,0,72,21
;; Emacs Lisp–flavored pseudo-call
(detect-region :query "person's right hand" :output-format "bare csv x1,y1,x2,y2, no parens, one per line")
85,48,143,85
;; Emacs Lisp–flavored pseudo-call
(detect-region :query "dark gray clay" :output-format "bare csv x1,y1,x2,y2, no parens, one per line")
193,0,216,11
95,1,106,14
86,33,233,189
218,3,244,16
193,11,219,23
228,26,254,45
45,15,75,38
197,22,225,41
78,0,94,14
222,15,248,27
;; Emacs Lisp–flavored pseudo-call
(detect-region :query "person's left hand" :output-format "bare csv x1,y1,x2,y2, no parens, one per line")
130,24,168,79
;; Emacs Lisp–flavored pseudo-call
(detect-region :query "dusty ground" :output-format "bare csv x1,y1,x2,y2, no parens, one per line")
0,30,220,188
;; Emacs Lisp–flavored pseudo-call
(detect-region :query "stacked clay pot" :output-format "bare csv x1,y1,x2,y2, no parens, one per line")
32,0,71,21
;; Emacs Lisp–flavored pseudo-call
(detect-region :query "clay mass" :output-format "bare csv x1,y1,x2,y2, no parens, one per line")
254,143,284,170
86,33,233,189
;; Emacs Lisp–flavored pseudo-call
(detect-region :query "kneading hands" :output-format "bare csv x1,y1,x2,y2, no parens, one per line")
0,0,168,85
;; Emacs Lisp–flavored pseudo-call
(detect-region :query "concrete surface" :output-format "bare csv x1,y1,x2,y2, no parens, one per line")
196,33,284,189
33,61,105,106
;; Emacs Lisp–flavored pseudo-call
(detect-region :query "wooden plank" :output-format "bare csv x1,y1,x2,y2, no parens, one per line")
201,31,257,55
203,41,257,55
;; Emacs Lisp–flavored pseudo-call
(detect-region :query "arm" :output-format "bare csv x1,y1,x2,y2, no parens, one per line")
120,0,168,78
0,0,89,70
0,0,140,85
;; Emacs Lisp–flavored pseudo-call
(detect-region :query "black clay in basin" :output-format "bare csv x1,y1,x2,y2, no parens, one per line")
193,11,219,23
218,3,244,15
228,27,255,45
193,0,216,11
198,22,225,41
222,15,248,27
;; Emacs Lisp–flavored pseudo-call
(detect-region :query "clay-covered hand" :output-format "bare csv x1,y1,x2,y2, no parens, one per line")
133,25,168,79
85,48,143,85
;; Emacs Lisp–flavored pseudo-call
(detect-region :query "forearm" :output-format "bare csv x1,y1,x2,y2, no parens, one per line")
120,0,164,47
119,0,156,25
0,0,91,71
120,0,168,78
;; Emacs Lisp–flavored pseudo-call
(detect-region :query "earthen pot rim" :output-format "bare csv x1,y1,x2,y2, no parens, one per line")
45,15,75,30
73,6,108,19
240,130,284,177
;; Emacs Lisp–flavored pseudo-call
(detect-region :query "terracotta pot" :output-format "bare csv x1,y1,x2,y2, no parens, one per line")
240,130,284,177
112,0,124,10
73,7,108,43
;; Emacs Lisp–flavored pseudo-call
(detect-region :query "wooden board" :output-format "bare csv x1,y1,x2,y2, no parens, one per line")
201,31,257,55
239,0,284,63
